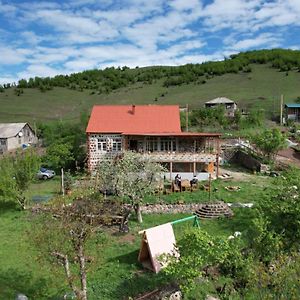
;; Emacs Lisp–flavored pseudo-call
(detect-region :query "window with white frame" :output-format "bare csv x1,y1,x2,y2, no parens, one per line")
97,135,122,152
97,137,107,152
112,139,122,151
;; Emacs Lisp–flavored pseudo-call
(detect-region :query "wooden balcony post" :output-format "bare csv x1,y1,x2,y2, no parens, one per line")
123,136,127,151
216,138,220,178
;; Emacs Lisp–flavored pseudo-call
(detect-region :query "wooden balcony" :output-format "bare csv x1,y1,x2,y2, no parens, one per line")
142,151,217,163
88,151,218,171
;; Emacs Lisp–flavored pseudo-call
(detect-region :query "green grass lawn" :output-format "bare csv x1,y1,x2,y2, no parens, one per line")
25,177,61,201
146,174,271,205
1,64,299,124
0,171,269,299
0,207,254,299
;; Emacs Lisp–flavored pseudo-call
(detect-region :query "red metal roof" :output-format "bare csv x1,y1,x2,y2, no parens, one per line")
122,132,221,137
86,105,182,134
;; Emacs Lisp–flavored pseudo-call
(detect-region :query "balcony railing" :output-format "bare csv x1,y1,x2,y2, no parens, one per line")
89,151,217,168
142,151,217,163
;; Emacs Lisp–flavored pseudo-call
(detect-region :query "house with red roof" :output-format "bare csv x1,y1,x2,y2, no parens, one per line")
86,105,221,179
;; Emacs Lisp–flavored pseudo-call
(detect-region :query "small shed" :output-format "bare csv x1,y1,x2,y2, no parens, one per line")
0,123,38,154
205,97,237,117
138,223,177,273
284,104,300,122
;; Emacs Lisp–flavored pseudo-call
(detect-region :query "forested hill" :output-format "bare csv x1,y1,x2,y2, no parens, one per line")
1,49,300,123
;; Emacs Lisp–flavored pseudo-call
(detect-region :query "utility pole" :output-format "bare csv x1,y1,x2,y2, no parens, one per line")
61,168,65,196
208,173,212,202
186,104,189,132
33,118,37,137
280,94,284,125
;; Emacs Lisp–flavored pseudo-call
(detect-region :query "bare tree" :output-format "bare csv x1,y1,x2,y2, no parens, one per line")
31,195,106,300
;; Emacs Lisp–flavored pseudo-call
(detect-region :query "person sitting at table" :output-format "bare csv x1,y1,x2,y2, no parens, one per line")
190,175,198,187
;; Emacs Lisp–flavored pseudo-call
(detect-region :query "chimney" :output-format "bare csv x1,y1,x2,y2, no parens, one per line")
132,104,135,114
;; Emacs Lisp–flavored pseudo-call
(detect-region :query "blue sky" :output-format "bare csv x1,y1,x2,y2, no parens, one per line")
1,0,300,84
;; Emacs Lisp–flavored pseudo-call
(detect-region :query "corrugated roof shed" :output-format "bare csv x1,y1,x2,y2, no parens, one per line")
86,105,182,134
205,97,235,104
0,123,27,138
285,103,300,108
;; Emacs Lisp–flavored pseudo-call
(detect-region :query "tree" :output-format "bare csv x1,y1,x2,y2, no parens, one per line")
31,195,106,300
43,142,75,171
247,109,265,126
0,150,40,209
164,228,252,297
254,168,300,250
96,151,165,223
18,79,28,88
252,128,286,160
164,169,300,298
233,109,242,128
39,119,87,172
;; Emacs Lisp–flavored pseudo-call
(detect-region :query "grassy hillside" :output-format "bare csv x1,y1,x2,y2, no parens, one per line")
1,63,300,124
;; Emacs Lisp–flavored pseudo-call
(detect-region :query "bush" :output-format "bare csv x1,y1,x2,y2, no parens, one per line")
251,128,286,160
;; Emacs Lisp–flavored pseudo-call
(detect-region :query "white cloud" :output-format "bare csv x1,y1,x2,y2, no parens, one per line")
17,64,63,79
0,1,16,14
1,0,300,80
231,33,281,51
0,46,32,65
21,31,44,45
43,10,97,33
64,59,98,72
169,0,202,11
0,76,17,85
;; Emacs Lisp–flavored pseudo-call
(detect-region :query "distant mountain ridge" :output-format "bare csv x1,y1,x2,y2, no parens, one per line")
0,49,300,123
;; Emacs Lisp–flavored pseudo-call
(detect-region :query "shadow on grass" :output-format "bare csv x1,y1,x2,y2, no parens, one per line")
109,248,140,266
0,201,19,214
113,269,171,299
0,269,52,299
102,247,172,299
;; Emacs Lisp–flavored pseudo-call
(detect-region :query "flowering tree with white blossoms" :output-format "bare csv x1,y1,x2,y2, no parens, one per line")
96,151,165,223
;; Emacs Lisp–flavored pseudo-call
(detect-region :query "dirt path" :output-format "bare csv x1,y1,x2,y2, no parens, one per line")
277,148,300,167
219,167,257,181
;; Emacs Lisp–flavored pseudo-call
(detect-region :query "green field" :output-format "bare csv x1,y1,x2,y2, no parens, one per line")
0,173,270,299
0,207,255,299
1,64,299,124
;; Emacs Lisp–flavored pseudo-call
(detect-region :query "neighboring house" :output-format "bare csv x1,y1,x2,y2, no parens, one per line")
205,97,238,117
86,105,221,180
0,123,38,154
284,103,300,122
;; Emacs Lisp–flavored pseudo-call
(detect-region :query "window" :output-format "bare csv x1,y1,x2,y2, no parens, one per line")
112,140,122,151
97,138,107,152
97,135,122,152
161,139,176,151
146,138,158,152
0,139,6,146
